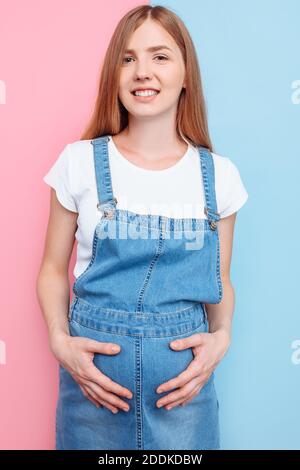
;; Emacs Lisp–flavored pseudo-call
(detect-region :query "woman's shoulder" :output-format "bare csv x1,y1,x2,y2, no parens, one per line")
42,139,93,213
210,151,249,216
189,146,238,177
210,150,246,184
211,151,234,172
51,139,95,198
65,139,94,175
67,139,93,159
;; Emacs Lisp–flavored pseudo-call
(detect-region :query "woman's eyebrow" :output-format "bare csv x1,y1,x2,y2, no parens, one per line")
124,45,173,54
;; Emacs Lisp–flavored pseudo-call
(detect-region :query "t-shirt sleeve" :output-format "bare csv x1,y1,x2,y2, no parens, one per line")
43,143,78,212
219,158,249,218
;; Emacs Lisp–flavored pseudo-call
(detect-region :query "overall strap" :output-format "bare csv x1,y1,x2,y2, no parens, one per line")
198,146,220,231
90,135,117,215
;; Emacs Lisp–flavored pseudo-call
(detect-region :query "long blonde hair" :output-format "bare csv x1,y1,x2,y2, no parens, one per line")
80,4,214,152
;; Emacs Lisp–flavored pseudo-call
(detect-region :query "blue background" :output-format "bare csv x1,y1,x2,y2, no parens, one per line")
151,0,300,449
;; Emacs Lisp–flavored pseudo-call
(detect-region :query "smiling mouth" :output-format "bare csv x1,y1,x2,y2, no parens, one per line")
130,90,160,96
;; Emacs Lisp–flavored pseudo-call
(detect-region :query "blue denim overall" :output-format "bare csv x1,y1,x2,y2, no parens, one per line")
56,135,222,450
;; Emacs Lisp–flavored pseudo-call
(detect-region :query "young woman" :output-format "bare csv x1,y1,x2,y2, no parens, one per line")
37,5,248,450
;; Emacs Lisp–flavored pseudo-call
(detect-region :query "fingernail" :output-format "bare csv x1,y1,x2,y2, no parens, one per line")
111,346,120,352
172,341,179,347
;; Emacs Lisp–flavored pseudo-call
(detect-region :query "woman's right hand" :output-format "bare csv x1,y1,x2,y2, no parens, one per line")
50,332,133,414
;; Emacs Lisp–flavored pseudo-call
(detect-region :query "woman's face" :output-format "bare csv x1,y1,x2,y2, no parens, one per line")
118,18,186,118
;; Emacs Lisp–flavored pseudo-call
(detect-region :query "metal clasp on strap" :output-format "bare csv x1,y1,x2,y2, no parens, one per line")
90,135,111,145
204,206,220,231
96,197,118,219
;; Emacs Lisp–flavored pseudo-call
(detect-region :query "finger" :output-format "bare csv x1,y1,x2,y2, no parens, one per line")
180,373,213,407
81,378,130,412
169,388,200,409
157,361,200,394
167,383,203,410
156,377,199,409
78,384,102,409
170,333,208,351
180,384,202,407
83,383,120,414
83,338,121,356
86,363,133,400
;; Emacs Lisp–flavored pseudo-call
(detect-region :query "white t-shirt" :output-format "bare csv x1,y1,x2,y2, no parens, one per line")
43,137,249,278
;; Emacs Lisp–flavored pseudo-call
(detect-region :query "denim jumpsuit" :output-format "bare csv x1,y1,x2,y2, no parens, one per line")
56,135,222,450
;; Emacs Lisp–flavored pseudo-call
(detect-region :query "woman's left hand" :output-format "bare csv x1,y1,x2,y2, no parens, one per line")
155,328,231,410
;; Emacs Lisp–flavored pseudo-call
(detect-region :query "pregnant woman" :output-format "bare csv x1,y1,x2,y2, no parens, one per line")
36,4,248,450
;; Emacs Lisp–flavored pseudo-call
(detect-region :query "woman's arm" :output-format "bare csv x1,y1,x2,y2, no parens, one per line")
36,188,77,346
36,189,133,413
204,212,237,349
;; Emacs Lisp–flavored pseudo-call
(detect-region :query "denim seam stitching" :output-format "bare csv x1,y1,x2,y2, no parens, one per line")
117,219,209,233
215,230,223,302
72,296,204,316
136,221,166,313
135,338,142,449
73,218,106,295
69,317,205,338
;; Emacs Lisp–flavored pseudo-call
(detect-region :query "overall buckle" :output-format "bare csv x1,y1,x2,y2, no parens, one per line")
204,206,220,231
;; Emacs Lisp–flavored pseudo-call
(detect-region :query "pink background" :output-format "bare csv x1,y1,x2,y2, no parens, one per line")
0,0,144,450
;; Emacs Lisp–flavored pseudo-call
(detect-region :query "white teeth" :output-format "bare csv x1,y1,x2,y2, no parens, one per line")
133,90,158,97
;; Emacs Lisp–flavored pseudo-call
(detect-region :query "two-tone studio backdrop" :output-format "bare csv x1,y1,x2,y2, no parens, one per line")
0,0,299,449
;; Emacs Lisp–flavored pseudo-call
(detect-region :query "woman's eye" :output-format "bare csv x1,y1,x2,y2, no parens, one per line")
122,55,168,64
122,57,133,64
154,55,168,61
